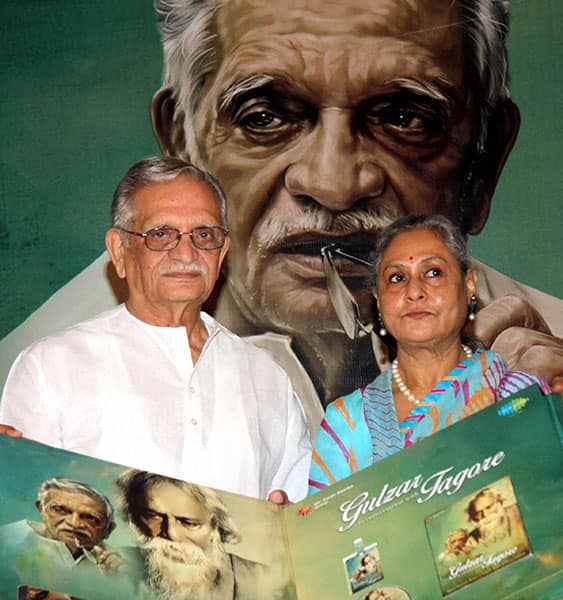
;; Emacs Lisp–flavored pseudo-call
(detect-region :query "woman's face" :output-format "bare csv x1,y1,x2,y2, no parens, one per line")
374,228,476,351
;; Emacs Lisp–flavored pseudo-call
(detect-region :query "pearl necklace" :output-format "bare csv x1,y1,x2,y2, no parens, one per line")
391,344,473,405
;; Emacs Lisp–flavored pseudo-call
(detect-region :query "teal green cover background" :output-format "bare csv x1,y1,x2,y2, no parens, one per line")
285,387,563,599
0,0,561,339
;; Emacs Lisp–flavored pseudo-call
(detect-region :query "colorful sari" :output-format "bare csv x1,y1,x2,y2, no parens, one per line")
308,350,549,494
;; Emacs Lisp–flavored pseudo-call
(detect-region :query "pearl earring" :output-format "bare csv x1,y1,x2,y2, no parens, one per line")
468,294,478,321
378,315,387,337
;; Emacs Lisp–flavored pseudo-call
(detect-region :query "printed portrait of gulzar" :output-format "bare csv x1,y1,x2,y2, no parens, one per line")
0,477,123,579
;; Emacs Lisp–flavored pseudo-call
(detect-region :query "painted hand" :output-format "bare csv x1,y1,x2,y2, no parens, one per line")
468,295,563,391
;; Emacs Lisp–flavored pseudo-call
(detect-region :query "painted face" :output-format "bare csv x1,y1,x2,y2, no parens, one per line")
109,176,229,322
136,482,215,550
447,530,469,553
362,552,379,573
472,493,504,522
188,0,476,334
374,228,476,349
38,490,108,550
471,492,508,538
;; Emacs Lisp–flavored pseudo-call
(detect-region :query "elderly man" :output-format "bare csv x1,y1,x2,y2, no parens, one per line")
150,0,563,404
0,157,311,502
116,469,281,600
0,478,120,581
466,487,528,548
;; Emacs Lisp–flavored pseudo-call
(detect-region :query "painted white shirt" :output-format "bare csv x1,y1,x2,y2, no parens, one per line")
0,520,134,598
0,305,311,501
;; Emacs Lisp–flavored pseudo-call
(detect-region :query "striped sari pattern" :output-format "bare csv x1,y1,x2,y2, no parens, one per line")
308,350,549,494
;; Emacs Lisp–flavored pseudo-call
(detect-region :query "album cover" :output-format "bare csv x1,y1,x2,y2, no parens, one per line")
425,476,531,595
342,540,383,594
1,385,562,599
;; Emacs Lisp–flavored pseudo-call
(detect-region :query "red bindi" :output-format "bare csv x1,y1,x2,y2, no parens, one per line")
409,256,414,261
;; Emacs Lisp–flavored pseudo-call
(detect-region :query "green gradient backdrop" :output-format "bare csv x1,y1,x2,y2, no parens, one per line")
0,0,561,339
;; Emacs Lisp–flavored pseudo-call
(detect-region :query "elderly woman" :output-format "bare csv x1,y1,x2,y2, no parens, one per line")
309,215,550,493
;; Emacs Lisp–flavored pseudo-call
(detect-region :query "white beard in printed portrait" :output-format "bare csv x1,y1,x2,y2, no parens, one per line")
134,526,231,600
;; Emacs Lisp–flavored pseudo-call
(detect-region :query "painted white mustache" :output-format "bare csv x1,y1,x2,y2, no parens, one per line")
58,526,91,542
256,205,398,251
143,535,208,564
159,261,208,276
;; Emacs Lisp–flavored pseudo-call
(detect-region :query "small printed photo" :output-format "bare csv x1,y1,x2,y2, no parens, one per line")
18,586,86,600
343,542,383,594
363,587,411,600
425,476,532,596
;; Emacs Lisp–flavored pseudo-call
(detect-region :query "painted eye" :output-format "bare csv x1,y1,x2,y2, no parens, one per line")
83,514,102,525
238,107,283,132
178,518,200,528
143,510,163,523
50,505,70,515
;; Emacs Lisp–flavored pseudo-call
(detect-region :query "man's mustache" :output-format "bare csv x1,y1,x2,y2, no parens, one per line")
159,261,207,275
57,526,91,543
142,534,208,564
256,205,397,251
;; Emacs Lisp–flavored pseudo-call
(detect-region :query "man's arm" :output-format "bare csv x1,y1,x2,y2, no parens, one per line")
0,347,61,446
268,386,312,503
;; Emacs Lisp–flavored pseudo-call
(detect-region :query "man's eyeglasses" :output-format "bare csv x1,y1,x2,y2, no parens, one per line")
115,226,228,251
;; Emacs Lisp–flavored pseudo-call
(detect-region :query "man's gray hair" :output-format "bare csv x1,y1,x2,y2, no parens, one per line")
111,156,228,229
37,477,115,538
466,487,504,522
368,214,471,288
155,0,512,157
115,469,241,544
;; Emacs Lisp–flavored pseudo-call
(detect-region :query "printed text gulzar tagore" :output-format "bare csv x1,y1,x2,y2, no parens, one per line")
338,451,505,532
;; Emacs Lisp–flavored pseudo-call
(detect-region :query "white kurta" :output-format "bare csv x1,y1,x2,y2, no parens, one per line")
0,306,311,501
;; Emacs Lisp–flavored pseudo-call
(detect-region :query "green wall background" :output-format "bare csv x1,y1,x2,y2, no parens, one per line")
1,0,561,340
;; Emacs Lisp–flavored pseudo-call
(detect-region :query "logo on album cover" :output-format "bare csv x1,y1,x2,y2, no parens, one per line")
497,396,530,417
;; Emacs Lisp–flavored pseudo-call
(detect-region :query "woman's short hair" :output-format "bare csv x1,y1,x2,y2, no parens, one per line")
368,214,471,288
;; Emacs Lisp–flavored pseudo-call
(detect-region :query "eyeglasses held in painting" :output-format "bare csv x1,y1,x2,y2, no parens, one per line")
115,226,228,251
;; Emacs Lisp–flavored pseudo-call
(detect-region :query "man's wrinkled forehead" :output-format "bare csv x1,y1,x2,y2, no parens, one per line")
216,0,463,52
207,0,466,107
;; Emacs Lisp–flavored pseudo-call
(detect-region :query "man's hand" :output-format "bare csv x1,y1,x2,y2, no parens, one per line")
0,424,22,437
83,544,124,574
467,295,563,392
268,489,291,506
